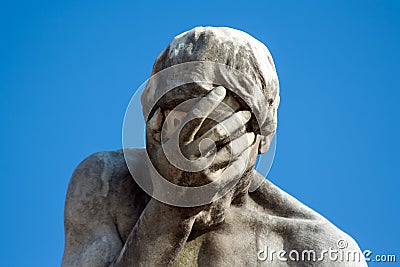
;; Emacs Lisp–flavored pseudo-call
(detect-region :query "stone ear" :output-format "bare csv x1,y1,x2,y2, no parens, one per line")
258,135,271,154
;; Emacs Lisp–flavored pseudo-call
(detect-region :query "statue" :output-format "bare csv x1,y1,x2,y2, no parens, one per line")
62,27,366,266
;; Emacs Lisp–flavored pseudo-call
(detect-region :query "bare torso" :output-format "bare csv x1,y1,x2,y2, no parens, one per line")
62,149,366,267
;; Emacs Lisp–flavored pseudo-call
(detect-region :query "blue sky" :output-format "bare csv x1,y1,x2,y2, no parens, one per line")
1,1,399,266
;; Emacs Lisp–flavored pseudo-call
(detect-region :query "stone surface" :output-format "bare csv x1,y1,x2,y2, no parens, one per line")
62,27,366,266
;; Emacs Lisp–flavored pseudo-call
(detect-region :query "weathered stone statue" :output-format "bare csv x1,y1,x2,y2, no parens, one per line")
62,27,366,266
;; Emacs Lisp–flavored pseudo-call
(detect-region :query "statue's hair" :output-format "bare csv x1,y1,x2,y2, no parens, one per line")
142,27,280,137
151,26,279,99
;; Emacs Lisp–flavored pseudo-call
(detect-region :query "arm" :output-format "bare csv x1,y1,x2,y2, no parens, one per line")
111,199,195,266
61,153,123,267
62,152,196,267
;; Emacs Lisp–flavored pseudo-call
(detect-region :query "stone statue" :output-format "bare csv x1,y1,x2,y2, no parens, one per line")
62,27,366,266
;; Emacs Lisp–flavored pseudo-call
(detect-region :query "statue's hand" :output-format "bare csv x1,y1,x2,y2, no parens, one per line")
146,86,256,223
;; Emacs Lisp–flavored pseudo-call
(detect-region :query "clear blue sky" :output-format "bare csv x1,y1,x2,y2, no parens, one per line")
1,1,399,266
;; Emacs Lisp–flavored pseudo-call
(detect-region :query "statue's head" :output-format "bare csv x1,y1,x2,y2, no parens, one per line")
142,26,280,157
141,27,280,213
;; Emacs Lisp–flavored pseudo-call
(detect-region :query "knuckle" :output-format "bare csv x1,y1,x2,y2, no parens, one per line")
190,108,203,118
213,125,227,139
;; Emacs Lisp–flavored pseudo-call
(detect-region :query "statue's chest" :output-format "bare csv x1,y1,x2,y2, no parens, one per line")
174,220,288,267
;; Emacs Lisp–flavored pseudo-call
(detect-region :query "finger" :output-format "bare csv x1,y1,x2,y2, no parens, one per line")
211,132,255,165
146,108,163,143
206,147,251,187
180,86,226,143
186,110,251,157
195,94,240,139
188,110,251,155
147,108,163,132
207,94,242,122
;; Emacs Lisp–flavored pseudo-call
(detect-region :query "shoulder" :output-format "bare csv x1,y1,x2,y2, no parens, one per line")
65,150,124,226
298,221,367,266
69,149,130,185
62,149,150,266
249,175,366,266
62,150,128,266
64,148,147,227
66,150,127,205
70,149,129,182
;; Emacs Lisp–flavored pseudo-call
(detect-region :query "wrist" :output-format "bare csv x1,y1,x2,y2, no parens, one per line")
150,198,198,225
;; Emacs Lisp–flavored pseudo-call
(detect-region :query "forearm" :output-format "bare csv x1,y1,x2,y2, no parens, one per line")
111,198,195,267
